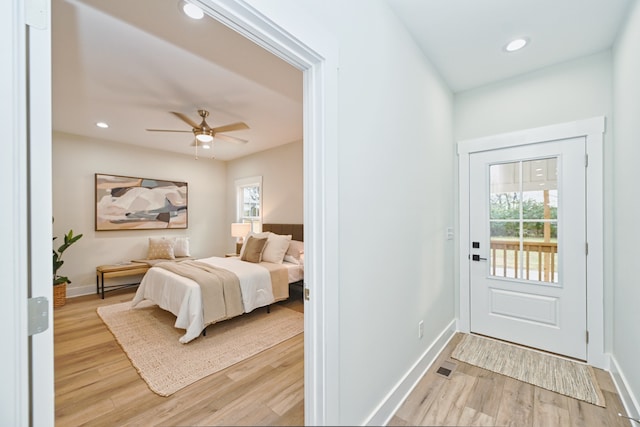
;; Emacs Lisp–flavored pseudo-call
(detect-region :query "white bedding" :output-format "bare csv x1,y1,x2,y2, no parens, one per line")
131,256,299,343
284,261,304,283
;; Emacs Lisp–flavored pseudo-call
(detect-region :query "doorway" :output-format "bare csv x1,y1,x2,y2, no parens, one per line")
469,138,587,360
458,117,606,367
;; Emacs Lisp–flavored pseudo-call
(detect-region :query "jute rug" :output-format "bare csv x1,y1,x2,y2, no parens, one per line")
451,334,605,407
97,300,303,397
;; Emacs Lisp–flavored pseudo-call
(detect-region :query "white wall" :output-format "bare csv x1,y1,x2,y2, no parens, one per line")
454,51,612,141
257,0,456,424
52,131,227,295
612,0,640,417
454,50,614,347
225,140,303,251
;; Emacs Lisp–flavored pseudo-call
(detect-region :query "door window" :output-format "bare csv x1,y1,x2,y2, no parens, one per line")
489,158,558,283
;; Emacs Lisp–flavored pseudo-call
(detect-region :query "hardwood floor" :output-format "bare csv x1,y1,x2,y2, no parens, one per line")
56,292,630,427
54,287,304,426
389,333,631,427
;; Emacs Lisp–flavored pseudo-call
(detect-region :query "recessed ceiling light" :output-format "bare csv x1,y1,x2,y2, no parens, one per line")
96,122,109,128
504,38,529,52
179,1,204,19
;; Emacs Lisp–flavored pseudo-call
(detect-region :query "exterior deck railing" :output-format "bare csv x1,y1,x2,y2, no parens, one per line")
490,239,558,282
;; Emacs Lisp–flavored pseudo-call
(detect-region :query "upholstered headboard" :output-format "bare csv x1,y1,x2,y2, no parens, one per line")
262,223,304,242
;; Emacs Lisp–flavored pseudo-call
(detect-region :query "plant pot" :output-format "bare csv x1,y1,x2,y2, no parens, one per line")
53,282,67,308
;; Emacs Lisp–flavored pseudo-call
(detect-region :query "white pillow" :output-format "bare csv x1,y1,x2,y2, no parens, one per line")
174,237,191,257
286,240,304,260
239,231,271,258
283,254,300,265
261,234,292,264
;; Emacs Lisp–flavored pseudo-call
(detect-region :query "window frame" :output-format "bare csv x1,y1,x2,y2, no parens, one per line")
235,176,263,232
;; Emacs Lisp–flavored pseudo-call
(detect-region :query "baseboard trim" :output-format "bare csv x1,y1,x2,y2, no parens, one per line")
364,319,457,426
66,284,97,298
610,354,640,423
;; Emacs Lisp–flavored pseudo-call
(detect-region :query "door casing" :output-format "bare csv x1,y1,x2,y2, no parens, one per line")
457,116,606,368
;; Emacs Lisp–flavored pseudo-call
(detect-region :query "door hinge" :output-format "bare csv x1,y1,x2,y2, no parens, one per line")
28,296,49,336
304,287,310,301
585,242,589,255
586,330,590,344
585,154,589,167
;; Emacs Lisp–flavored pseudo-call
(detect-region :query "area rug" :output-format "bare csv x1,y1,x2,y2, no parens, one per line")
451,334,605,407
97,300,303,397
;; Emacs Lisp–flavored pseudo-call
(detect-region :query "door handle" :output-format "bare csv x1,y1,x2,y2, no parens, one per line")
472,254,487,261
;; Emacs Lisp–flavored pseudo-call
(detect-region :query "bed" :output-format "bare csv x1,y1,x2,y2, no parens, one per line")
131,224,304,343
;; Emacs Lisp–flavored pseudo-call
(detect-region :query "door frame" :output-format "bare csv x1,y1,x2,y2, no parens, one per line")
457,116,605,368
196,1,340,425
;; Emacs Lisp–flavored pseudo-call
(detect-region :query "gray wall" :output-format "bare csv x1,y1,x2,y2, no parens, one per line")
612,0,640,416
268,0,456,423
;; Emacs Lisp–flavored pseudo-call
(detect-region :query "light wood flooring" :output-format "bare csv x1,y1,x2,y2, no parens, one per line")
54,287,305,426
389,333,631,427
56,290,631,426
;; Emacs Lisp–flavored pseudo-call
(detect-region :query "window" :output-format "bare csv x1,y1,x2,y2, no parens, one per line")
236,176,262,232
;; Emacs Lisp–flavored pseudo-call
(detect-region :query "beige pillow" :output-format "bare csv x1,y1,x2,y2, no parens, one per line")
240,236,268,263
262,234,292,264
239,231,270,258
147,237,175,260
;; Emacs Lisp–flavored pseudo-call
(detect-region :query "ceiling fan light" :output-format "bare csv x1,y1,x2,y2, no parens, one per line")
196,133,213,143
180,1,204,20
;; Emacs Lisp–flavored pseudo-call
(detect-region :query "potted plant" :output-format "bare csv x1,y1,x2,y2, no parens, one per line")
53,227,83,307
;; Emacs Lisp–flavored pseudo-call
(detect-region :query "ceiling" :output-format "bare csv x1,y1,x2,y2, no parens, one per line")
52,0,303,161
53,0,634,160
386,0,634,92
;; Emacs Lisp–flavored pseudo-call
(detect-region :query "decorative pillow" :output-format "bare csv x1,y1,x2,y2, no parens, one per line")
262,234,292,264
147,237,175,260
240,236,268,263
286,240,304,260
283,254,300,265
174,237,191,257
239,231,271,258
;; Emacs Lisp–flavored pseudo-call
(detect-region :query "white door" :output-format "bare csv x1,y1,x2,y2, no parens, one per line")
469,137,587,360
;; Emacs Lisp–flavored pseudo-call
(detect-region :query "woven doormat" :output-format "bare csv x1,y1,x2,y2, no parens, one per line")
452,334,605,407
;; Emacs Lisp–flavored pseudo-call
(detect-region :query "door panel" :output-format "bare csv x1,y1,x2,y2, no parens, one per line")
469,138,587,360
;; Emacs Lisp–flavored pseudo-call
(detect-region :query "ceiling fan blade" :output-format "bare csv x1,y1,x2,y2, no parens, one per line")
212,122,249,133
146,129,192,133
214,133,248,144
170,111,200,128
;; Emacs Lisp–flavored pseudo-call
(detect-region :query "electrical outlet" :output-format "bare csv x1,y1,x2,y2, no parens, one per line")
418,320,424,339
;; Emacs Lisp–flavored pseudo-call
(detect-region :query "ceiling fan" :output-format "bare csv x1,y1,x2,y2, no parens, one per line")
146,109,249,147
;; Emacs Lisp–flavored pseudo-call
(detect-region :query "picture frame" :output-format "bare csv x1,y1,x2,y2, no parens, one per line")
95,173,188,231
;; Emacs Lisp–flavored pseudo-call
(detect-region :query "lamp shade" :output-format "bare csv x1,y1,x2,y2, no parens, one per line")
231,222,251,239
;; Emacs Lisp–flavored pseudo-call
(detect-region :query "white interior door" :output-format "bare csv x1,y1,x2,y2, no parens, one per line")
469,137,587,360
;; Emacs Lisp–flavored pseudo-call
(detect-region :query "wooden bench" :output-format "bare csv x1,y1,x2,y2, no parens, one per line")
96,262,150,299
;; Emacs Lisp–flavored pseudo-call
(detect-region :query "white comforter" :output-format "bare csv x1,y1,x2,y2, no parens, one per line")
131,256,274,343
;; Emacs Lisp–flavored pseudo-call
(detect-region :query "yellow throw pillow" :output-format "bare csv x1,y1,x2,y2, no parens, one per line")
240,236,268,263
147,237,175,260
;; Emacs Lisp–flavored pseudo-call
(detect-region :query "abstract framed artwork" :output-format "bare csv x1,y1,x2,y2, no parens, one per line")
95,173,188,230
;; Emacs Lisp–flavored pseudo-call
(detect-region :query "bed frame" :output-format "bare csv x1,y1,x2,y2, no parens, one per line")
262,223,304,242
